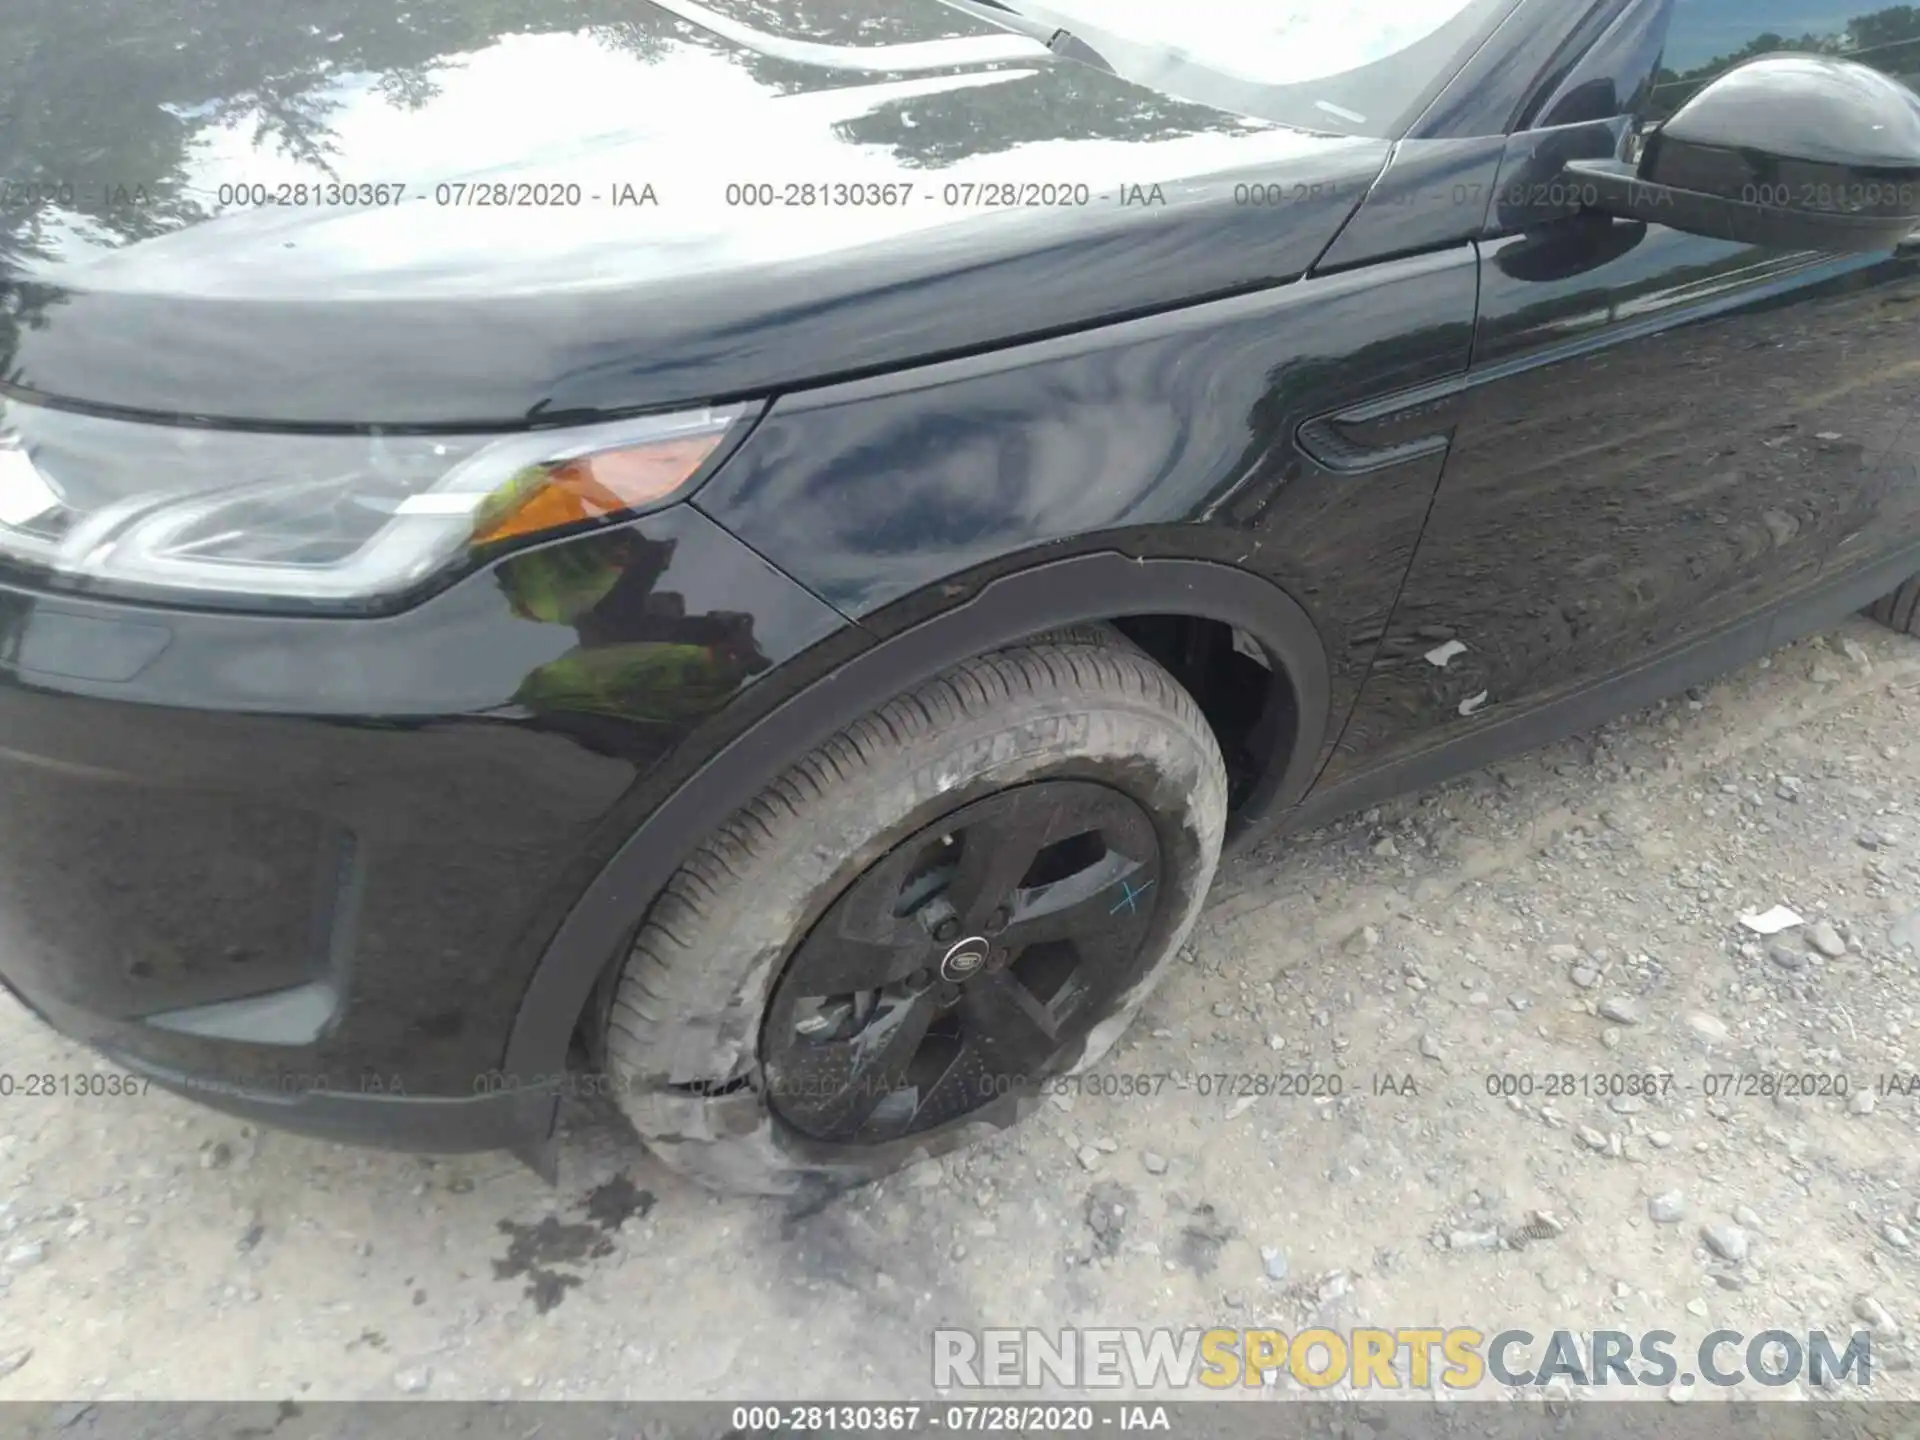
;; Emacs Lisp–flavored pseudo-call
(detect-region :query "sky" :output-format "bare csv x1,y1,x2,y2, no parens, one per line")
1662,0,1868,71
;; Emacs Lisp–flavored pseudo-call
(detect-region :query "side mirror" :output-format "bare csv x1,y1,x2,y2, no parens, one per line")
1565,54,1920,252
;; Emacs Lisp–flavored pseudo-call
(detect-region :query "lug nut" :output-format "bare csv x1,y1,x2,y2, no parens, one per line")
906,967,933,991
985,908,1010,934
933,918,961,942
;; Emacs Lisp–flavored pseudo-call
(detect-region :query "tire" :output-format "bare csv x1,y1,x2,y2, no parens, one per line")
603,633,1229,1196
1867,577,1920,636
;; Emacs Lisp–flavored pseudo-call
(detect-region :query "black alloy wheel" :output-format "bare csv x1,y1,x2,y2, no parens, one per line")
762,780,1163,1144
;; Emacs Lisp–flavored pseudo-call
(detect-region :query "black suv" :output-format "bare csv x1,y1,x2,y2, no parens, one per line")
4,0,1920,1193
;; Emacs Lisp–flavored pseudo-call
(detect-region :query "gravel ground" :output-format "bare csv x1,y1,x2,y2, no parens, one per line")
2,617,1919,1403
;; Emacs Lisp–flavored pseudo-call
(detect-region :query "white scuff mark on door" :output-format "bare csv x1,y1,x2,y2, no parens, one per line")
1458,691,1489,717
1424,640,1468,668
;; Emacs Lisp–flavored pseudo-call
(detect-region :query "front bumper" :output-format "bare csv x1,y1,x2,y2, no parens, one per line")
0,504,845,1153
1,967,562,1161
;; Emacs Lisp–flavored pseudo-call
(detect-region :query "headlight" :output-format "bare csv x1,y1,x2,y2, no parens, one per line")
0,398,752,611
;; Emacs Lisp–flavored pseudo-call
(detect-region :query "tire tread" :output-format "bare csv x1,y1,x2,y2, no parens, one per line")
1868,576,1920,636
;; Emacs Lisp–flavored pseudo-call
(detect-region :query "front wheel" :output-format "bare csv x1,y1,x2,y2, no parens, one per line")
603,632,1228,1195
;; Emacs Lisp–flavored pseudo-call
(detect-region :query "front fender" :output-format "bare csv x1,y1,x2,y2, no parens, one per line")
502,552,1330,1085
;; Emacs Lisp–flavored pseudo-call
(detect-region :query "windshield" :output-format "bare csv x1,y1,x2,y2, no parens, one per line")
991,0,1521,135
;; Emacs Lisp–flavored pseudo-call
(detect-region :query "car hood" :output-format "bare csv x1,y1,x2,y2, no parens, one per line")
0,0,1389,426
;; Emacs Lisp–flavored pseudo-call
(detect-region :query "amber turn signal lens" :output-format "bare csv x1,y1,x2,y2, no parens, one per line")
471,434,725,546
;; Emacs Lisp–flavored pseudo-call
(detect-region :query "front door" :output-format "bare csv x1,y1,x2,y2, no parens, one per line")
1326,0,1920,780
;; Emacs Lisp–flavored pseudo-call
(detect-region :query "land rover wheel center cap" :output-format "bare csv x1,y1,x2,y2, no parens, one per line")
939,937,990,982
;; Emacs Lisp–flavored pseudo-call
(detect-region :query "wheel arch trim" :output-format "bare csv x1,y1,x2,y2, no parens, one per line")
501,552,1330,1082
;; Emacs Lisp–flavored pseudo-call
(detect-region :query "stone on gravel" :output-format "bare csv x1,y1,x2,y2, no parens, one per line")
1766,943,1806,972
1883,1222,1912,1251
1261,1245,1289,1282
1807,922,1847,958
1141,1151,1168,1176
1649,1191,1686,1223
1684,1014,1730,1045
909,1160,945,1188
1740,905,1805,936
1701,1224,1749,1263
1571,965,1600,990
1851,1090,1878,1116
1734,1205,1764,1232
1599,996,1640,1025
1448,1229,1500,1252
1419,1034,1442,1060
1316,1270,1352,1303
394,1366,432,1394
0,1348,29,1380
1076,1146,1102,1171
4,1241,45,1269
1856,1295,1901,1336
